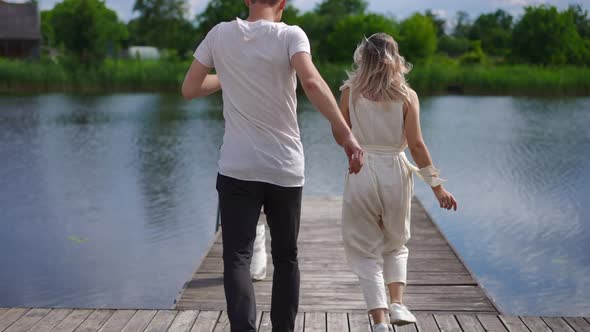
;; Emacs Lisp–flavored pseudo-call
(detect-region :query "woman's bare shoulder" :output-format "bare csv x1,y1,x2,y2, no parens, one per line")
407,88,418,102
403,87,419,114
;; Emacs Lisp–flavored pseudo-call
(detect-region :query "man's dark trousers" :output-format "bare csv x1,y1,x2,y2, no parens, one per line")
217,174,302,332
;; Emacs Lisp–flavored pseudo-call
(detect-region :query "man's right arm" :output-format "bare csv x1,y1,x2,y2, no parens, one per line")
181,59,220,100
291,52,363,174
182,25,221,100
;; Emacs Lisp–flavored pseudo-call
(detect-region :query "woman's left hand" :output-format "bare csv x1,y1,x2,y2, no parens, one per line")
432,186,458,211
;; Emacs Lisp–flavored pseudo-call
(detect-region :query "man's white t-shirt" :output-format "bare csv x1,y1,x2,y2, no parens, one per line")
194,18,311,187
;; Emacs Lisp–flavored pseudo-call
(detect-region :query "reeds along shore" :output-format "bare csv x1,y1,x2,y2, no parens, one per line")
1,58,589,96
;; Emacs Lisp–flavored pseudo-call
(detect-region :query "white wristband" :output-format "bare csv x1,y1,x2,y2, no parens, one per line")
416,165,447,187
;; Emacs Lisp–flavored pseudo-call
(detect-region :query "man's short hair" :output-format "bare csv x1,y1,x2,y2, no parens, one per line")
251,0,281,5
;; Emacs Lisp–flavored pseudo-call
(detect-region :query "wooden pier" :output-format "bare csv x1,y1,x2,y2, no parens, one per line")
176,197,497,313
1,308,590,332
3,197,589,331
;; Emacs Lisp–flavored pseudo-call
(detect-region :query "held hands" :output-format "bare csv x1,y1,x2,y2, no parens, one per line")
331,124,364,174
343,135,364,174
432,186,457,211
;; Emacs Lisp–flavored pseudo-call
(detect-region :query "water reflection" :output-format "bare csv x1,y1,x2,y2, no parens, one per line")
136,95,187,235
0,94,224,308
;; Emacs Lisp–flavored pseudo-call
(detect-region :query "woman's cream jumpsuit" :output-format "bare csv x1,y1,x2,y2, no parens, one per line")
341,90,441,311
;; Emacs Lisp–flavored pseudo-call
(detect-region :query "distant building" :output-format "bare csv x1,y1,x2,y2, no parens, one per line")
126,46,161,60
0,0,41,59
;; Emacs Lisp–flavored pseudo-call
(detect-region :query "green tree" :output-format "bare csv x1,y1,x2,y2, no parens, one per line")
296,12,324,58
438,35,471,56
512,5,585,65
48,0,128,63
567,4,590,39
325,14,398,62
469,10,513,55
425,10,446,37
453,11,472,38
195,0,248,36
195,0,300,32
316,0,367,17
399,13,437,62
281,4,300,25
129,0,196,58
459,40,487,64
40,10,55,47
133,0,186,20
298,0,368,61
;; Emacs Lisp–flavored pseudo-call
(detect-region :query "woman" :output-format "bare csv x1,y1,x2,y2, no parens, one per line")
339,33,458,331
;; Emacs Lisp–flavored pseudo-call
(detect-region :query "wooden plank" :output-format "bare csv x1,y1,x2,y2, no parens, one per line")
169,310,199,332
259,312,271,332
305,312,326,332
197,259,467,273
180,283,485,297
144,310,177,332
498,316,530,332
434,314,461,332
3,309,48,332
456,315,485,332
29,309,73,332
542,317,575,332
293,313,305,332
327,312,347,332
74,310,115,332
191,311,220,332
179,289,494,308
256,311,263,331
520,317,551,332
121,310,156,332
3,308,590,332
414,313,439,332
179,293,490,304
0,308,29,331
562,317,590,332
177,300,495,314
52,309,93,332
212,312,230,332
185,272,475,286
477,315,508,332
97,310,136,332
396,323,418,332
4,308,50,332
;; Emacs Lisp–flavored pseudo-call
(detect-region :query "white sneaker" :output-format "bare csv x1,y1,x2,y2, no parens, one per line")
389,303,416,326
372,323,393,332
250,223,267,281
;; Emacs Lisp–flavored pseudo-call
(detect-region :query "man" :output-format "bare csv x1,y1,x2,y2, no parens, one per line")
181,0,363,331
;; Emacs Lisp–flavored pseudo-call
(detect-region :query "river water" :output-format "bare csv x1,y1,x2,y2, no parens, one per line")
0,93,588,315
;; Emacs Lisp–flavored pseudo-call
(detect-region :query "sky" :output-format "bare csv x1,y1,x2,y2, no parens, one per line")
11,0,584,22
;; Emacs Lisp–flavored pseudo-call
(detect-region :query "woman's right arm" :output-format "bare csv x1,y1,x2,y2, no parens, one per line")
404,90,458,211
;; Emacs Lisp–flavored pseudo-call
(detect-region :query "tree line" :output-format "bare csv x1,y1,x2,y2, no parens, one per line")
39,0,590,66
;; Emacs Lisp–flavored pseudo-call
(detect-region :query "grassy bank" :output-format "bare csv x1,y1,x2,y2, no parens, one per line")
0,59,188,93
1,58,590,96
318,62,590,96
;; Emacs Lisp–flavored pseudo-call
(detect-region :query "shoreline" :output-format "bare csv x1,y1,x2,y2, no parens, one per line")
2,87,588,98
1,60,589,97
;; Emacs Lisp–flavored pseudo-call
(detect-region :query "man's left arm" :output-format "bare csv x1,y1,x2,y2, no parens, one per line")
181,60,220,100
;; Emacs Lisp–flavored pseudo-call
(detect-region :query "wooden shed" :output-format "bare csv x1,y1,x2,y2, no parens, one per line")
0,0,41,58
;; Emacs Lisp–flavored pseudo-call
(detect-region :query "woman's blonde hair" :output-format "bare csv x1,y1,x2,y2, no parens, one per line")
343,33,412,104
